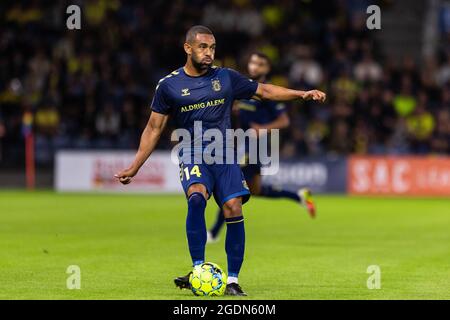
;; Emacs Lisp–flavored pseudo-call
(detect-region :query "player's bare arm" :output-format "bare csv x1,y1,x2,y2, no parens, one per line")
114,112,169,184
254,83,326,102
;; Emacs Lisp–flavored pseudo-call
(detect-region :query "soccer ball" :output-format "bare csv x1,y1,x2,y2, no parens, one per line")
189,262,227,296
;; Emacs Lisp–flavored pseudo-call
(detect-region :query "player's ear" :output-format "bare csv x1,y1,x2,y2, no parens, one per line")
184,42,192,55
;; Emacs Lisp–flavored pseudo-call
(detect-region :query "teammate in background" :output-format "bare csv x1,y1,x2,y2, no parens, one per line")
115,26,326,296
207,53,316,243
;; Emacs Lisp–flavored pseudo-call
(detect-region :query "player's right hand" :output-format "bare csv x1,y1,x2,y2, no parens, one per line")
114,167,137,185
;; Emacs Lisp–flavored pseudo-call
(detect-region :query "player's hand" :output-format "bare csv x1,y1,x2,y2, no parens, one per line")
301,90,326,102
114,167,138,185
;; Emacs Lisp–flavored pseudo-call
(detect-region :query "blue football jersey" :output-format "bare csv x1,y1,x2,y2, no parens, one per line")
234,92,287,169
151,66,258,163
236,98,287,131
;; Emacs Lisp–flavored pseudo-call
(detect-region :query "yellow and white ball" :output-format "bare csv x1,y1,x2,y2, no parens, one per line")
189,262,227,296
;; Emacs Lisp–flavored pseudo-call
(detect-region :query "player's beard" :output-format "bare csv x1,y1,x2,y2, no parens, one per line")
191,55,212,73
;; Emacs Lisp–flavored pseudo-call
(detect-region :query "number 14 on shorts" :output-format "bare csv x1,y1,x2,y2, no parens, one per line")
180,165,202,181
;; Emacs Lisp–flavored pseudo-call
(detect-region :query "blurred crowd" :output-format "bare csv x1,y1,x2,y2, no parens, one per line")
1,0,449,166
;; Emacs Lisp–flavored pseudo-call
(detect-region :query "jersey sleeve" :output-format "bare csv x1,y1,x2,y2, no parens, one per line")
227,68,258,100
150,81,172,115
269,101,287,117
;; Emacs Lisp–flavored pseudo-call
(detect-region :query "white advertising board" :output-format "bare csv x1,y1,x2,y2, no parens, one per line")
55,151,182,193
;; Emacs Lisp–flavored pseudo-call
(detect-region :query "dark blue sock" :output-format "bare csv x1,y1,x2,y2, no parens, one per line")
225,216,245,278
186,192,207,266
210,209,225,238
261,185,300,202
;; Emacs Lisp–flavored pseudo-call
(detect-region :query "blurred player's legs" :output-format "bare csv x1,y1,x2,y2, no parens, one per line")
208,210,225,242
298,188,316,218
208,165,316,242
260,184,316,218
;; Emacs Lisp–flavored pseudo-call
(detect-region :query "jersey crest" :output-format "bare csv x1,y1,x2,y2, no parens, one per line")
211,79,221,92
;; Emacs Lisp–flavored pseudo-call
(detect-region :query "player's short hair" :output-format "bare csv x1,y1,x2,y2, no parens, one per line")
185,25,214,43
251,52,272,66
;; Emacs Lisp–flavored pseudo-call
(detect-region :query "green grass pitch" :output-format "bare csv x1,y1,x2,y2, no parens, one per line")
0,191,449,300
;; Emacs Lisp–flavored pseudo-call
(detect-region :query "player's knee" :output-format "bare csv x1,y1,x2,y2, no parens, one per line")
188,192,206,209
187,184,208,199
223,198,242,218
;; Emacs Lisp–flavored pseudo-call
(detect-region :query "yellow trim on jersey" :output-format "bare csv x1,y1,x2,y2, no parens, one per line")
158,69,181,83
155,69,182,90
238,103,257,112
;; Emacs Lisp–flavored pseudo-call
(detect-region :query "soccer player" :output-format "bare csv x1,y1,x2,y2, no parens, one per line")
114,25,326,296
207,52,316,243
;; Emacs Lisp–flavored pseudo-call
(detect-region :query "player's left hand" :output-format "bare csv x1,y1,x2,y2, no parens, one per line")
302,90,326,102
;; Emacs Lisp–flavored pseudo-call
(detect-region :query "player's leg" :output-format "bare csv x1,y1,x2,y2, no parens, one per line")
207,208,224,243
207,162,258,243
207,174,255,243
206,161,250,243
260,179,316,218
260,183,300,201
222,197,247,296
242,160,315,218
212,164,250,296
297,188,316,218
186,183,208,266
174,163,212,290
